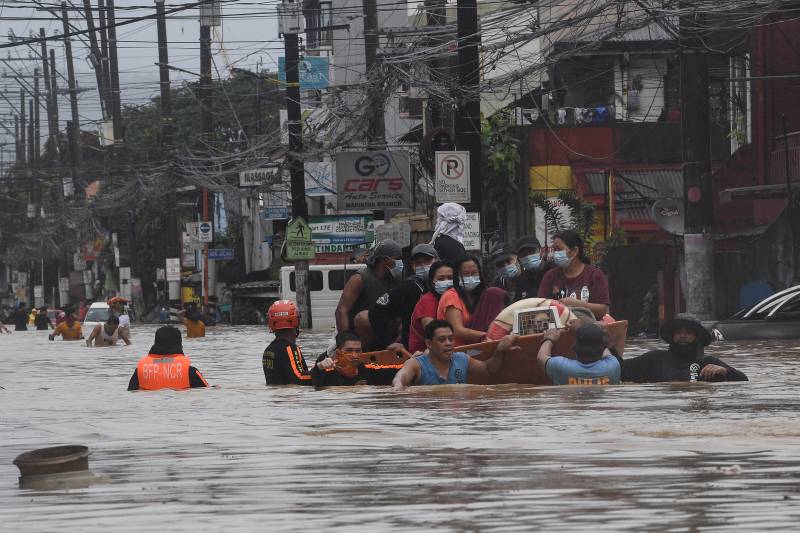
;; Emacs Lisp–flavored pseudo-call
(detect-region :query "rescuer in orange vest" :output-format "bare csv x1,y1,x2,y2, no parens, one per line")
127,326,209,391
262,300,312,385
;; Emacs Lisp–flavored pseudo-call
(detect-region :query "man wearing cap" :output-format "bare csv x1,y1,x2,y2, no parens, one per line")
536,323,621,385
622,314,748,383
365,243,439,350
491,236,548,302
335,239,403,336
127,326,209,391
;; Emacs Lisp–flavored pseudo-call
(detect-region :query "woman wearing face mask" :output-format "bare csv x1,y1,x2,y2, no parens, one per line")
537,230,610,319
437,256,509,347
408,261,454,353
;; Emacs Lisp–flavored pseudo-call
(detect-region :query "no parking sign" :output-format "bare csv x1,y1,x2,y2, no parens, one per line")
435,151,470,203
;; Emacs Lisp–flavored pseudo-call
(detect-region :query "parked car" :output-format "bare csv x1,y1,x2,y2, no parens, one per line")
82,302,112,334
706,285,800,340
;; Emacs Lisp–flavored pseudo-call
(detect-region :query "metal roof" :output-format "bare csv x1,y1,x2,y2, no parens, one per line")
584,169,683,221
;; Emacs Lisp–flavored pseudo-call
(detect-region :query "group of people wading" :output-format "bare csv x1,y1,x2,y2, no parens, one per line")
120,202,746,392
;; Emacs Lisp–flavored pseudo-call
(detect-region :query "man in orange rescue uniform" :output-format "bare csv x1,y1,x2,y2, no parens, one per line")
262,300,312,385
127,326,209,391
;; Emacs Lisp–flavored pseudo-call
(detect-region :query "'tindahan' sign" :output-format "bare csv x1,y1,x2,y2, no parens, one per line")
335,151,411,211
435,151,470,203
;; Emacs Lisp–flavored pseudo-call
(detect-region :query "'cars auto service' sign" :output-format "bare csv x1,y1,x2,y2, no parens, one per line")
335,151,411,211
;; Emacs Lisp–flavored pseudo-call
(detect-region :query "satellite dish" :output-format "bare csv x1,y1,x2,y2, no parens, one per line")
651,198,684,235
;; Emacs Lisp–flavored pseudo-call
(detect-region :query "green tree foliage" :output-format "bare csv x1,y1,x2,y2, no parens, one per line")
530,190,596,245
481,112,520,229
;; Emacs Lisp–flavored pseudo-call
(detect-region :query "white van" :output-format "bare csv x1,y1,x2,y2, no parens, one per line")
279,264,367,331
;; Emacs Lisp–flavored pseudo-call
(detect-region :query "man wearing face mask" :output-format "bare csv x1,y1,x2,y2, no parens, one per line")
367,244,439,350
337,239,404,338
492,236,548,302
621,314,748,383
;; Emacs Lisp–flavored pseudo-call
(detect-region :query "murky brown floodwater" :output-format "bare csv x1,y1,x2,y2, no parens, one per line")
1,325,799,531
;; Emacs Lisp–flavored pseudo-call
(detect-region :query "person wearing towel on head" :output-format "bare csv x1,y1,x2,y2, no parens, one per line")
431,202,468,264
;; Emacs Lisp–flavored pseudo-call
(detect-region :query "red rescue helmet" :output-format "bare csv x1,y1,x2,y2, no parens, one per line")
268,300,299,331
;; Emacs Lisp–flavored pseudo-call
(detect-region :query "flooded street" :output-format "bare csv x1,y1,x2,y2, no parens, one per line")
2,326,800,531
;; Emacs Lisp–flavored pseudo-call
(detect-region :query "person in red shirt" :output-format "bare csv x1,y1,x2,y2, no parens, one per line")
537,230,610,319
409,261,454,353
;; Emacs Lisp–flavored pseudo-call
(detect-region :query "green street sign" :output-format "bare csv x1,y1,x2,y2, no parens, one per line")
286,217,315,260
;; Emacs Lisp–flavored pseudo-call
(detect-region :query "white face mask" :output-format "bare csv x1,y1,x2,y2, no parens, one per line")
434,280,453,294
460,275,481,292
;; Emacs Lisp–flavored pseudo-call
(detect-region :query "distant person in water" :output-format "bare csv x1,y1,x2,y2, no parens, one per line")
177,304,206,338
622,314,748,383
392,320,519,390
128,326,209,391
86,315,130,347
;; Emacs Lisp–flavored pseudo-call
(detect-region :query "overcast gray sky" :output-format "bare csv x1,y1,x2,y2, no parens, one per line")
0,0,282,157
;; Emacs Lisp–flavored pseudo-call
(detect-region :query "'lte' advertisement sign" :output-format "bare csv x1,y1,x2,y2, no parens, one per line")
335,151,411,211
435,151,470,203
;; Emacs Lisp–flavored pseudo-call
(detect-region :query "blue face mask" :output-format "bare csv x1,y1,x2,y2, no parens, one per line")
460,275,481,292
499,262,521,280
553,250,571,268
520,254,542,271
434,280,453,294
415,264,431,280
390,259,404,279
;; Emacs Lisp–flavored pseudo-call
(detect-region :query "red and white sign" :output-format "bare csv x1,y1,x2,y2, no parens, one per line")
335,151,411,210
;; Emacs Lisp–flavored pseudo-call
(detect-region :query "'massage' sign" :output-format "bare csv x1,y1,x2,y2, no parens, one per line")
335,151,411,210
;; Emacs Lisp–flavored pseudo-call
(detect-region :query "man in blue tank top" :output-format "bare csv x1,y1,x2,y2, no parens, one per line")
392,320,519,389
536,322,620,385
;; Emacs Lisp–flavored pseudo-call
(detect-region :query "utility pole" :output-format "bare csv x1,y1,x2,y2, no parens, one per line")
279,0,311,328
61,2,82,185
39,28,56,154
199,3,217,311
28,100,34,167
155,0,173,147
19,90,26,166
680,6,714,319
425,0,448,129
106,0,124,146
455,0,482,218
98,0,111,103
33,68,40,165
362,0,385,147
82,0,108,119
14,115,20,162
49,49,59,131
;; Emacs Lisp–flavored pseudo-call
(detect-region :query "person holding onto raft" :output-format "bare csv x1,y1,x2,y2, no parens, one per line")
365,243,440,350
393,320,520,389
437,256,508,347
536,322,621,385
622,314,748,383
538,230,610,319
336,239,403,337
128,326,209,391
262,300,312,386
408,261,455,354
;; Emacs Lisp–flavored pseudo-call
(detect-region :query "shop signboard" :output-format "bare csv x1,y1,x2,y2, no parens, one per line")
309,215,375,253
335,151,411,210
